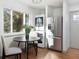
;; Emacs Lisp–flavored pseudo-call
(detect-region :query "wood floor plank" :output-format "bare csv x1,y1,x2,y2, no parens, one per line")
6,48,79,59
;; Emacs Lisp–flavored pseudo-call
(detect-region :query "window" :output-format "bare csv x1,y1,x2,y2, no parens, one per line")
73,15,79,21
13,11,23,32
4,8,11,33
25,14,29,25
4,8,28,33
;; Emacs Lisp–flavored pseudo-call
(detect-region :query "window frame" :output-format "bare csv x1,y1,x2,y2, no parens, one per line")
3,9,27,34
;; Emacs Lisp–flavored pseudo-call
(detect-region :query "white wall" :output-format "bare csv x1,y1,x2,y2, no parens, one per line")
48,6,63,17
69,4,79,12
0,2,3,56
63,0,70,52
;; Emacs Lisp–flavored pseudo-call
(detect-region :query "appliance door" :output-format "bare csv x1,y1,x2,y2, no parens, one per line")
50,36,62,51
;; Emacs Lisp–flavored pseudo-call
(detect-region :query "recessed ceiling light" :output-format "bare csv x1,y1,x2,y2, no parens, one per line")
32,0,42,4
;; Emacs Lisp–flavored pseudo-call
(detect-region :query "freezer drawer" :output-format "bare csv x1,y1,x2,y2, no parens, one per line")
50,37,62,51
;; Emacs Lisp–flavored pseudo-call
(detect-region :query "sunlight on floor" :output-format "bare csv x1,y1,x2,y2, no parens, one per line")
44,52,61,59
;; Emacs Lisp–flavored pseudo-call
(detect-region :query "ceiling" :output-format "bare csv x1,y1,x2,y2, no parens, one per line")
18,0,63,8
68,0,79,5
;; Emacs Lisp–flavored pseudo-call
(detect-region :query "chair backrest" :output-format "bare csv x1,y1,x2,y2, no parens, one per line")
29,30,37,41
1,36,5,59
37,33,42,43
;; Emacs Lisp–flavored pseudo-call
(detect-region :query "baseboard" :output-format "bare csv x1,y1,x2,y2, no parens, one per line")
62,48,70,54
48,48,62,52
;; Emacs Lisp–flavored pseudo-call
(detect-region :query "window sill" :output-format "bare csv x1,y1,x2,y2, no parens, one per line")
3,32,25,37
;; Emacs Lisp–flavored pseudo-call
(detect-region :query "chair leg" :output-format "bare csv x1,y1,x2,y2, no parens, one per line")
19,54,21,59
35,44,38,56
2,56,5,59
18,42,20,47
33,42,38,56
17,55,18,59
27,41,29,59
25,42,27,52
15,56,16,59
15,55,17,59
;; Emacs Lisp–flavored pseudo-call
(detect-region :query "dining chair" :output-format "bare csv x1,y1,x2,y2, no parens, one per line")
1,36,22,59
37,33,42,43
29,30,39,56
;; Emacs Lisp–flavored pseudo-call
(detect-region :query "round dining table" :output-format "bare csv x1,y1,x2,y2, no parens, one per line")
13,36,40,59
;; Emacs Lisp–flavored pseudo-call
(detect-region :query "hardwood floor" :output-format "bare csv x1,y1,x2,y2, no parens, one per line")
64,48,79,59
6,48,79,59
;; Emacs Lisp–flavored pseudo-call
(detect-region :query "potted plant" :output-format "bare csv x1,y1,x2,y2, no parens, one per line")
23,25,33,40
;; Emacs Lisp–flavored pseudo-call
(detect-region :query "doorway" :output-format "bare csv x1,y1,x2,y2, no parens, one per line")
70,11,79,49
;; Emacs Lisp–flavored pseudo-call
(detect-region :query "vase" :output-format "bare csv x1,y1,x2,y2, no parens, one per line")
26,34,29,40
